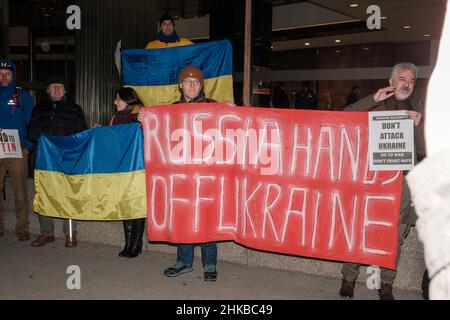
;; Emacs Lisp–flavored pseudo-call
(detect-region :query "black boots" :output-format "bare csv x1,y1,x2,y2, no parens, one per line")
378,283,394,300
128,219,145,258
128,218,145,258
421,270,430,300
339,279,356,298
119,219,145,258
118,220,133,257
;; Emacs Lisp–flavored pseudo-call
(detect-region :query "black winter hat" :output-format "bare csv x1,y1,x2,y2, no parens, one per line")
159,13,174,26
46,74,66,88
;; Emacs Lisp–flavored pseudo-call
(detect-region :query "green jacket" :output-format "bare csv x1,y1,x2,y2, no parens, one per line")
345,94,426,161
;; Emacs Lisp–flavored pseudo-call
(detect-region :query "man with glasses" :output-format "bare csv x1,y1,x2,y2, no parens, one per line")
174,66,215,104
163,65,218,281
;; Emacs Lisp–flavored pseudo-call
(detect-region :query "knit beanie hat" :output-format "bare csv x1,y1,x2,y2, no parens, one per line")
46,74,66,88
159,13,175,26
178,65,205,88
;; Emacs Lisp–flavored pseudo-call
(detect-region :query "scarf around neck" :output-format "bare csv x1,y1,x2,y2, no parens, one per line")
115,104,135,117
157,30,180,44
180,89,207,103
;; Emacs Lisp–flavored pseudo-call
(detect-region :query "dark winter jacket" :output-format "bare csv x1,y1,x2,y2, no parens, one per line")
28,98,88,142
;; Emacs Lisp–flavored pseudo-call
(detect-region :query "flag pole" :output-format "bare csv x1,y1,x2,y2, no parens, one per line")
243,0,253,106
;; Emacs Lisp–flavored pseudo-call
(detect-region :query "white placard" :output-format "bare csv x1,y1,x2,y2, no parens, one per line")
368,111,414,171
0,129,23,159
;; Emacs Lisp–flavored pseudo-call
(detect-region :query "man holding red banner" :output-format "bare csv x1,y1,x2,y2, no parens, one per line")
339,62,425,300
162,65,219,281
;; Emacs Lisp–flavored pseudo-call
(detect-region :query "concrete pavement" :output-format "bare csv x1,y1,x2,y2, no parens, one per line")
0,231,422,300
2,179,428,294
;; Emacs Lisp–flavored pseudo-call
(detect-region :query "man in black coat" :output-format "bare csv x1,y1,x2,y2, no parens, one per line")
28,74,88,248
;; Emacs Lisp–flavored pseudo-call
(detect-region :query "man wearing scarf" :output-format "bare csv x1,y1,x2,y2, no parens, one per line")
145,13,193,49
163,65,218,282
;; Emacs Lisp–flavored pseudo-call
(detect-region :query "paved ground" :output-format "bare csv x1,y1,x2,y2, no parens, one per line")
0,231,422,300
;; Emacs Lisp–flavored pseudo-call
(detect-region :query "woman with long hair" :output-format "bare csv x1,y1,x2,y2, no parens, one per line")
111,87,146,258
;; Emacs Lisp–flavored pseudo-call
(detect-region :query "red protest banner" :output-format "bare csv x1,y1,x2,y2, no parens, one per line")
141,103,401,270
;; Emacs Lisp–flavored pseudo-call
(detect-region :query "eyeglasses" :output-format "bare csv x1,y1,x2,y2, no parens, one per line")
182,79,201,87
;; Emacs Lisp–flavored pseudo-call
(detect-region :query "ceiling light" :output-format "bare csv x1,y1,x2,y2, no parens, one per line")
335,39,341,43
336,50,341,53
424,34,431,37
349,4,359,7
41,42,51,53
403,25,412,29
364,47,369,51
305,42,310,46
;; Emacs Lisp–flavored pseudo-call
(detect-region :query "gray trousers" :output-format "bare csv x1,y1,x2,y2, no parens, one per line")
341,176,414,284
38,214,77,237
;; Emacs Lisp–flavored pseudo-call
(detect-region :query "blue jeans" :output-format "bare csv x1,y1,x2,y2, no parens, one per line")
176,242,217,269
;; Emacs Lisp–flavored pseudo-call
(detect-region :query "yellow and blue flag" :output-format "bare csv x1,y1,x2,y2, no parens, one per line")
33,123,146,221
122,40,234,106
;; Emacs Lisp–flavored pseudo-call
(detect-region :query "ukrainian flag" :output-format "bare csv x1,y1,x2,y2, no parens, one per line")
33,123,146,221
122,40,234,106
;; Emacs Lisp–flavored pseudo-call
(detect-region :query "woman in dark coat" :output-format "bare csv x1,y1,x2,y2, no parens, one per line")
111,87,145,258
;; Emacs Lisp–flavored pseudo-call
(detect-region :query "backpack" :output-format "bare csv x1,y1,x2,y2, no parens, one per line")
11,87,24,114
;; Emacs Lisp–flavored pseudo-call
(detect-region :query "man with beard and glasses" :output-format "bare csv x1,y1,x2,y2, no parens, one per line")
338,62,426,300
